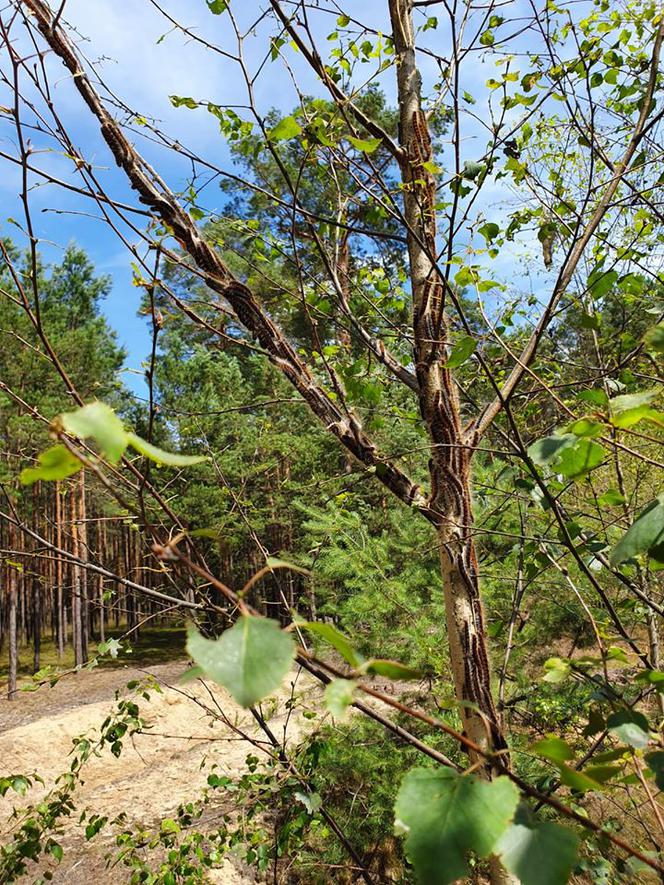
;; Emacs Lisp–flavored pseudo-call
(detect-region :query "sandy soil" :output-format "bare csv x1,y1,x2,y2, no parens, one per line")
0,659,315,883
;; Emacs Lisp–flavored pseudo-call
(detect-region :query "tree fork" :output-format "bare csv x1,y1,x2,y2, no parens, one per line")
22,0,507,759
387,0,507,762
20,0,430,524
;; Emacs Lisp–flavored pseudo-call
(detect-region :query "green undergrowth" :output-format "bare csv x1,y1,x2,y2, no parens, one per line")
0,625,186,691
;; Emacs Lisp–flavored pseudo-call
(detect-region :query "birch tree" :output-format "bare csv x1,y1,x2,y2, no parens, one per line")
2,0,664,880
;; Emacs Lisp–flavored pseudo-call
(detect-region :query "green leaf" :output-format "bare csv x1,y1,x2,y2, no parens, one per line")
49,842,64,862
590,748,626,764
445,335,477,368
557,764,605,793
635,669,664,691
555,438,604,479
60,402,128,464
609,390,659,428
268,116,302,142
609,389,658,416
20,445,82,485
264,556,311,577
127,433,207,466
566,417,604,438
324,678,357,719
478,222,499,243
186,617,295,707
179,663,206,684
169,95,199,109
606,646,629,663
530,736,574,763
542,657,571,683
294,790,322,815
644,323,664,353
581,764,622,784
528,434,576,466
606,710,650,749
597,488,626,506
577,388,608,407
462,160,486,180
498,817,579,885
611,495,664,565
579,312,600,331
645,751,664,790
608,389,663,429
587,268,619,299
207,0,227,13
298,621,365,668
10,775,30,796
363,659,423,680
348,135,382,153
188,528,222,539
527,433,603,478
584,711,607,740
98,638,122,659
394,768,519,884
610,405,663,429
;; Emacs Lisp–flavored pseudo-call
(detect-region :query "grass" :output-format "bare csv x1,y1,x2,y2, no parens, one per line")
0,624,187,690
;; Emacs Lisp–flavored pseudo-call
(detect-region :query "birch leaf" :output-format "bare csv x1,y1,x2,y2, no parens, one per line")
20,445,82,485
127,432,207,466
394,768,518,884
60,402,128,463
187,617,295,707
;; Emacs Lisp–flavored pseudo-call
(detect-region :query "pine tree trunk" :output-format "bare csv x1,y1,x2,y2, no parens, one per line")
32,570,41,674
98,519,106,644
55,481,65,656
70,485,84,666
114,527,121,628
133,530,141,636
7,521,19,700
19,563,26,647
32,485,41,674
78,473,89,662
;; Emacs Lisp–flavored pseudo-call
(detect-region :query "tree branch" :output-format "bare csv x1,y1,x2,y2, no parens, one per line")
20,0,432,522
472,14,664,439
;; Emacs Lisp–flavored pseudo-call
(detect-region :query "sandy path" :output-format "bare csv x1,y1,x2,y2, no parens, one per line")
0,660,315,883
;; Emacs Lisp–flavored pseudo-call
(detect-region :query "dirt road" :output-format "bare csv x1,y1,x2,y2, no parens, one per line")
0,658,314,883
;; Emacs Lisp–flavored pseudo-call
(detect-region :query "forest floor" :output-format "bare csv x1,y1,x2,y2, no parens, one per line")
0,630,318,883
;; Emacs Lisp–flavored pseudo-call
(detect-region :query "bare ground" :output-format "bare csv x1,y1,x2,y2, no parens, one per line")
0,658,315,883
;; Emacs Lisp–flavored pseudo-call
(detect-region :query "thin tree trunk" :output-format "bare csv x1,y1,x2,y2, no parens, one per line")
388,5,512,880
647,607,663,715
55,481,65,656
19,562,27,647
387,0,506,760
7,521,19,700
70,485,84,666
32,484,41,674
78,472,89,662
98,519,106,644
32,567,41,674
133,530,141,636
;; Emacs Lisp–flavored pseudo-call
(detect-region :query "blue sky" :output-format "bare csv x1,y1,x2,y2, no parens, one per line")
0,0,550,397
2,0,247,394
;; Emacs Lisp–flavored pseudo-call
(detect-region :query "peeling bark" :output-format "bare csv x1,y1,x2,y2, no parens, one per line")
387,0,506,761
